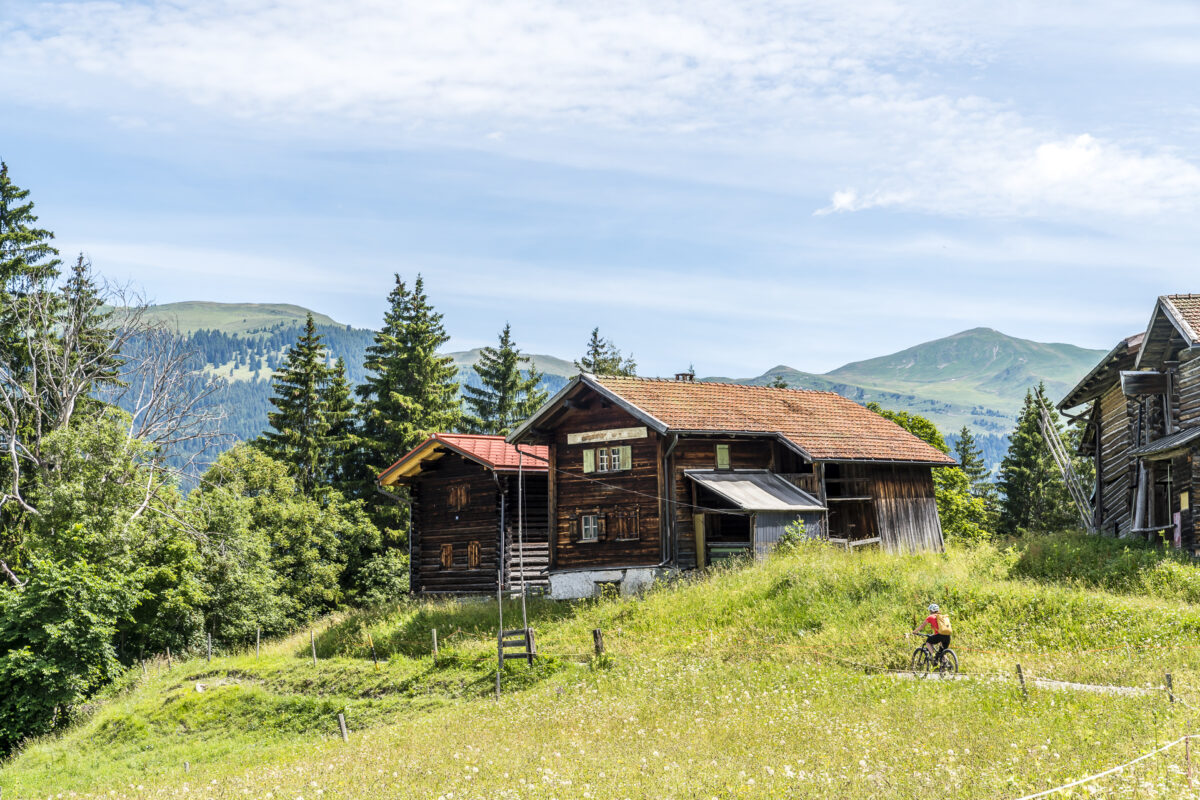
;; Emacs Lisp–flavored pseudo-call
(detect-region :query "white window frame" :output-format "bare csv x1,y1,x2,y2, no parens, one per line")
580,514,600,542
609,446,622,472
598,448,610,473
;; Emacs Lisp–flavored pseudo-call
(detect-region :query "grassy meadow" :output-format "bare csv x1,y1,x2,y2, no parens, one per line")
6,535,1200,799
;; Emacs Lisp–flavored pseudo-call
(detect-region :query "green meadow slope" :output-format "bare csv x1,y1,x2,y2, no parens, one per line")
141,302,343,335
5,536,1200,799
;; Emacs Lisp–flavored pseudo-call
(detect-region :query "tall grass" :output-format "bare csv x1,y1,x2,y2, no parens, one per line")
6,534,1200,798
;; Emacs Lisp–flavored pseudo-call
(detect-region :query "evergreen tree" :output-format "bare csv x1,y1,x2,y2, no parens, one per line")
356,275,459,532
997,383,1078,535
575,327,637,376
955,425,999,529
323,357,359,494
463,324,549,435
258,314,330,494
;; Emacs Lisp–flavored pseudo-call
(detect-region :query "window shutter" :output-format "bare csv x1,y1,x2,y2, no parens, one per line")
716,444,730,470
598,514,608,541
569,513,580,541
619,445,632,470
583,449,595,473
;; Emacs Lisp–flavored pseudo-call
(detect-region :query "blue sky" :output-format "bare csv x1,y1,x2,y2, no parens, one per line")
3,0,1200,376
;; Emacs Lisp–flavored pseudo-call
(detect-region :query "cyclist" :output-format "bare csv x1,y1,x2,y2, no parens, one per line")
913,603,951,660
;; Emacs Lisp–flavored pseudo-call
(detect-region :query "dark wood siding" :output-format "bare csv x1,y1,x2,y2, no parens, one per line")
1098,383,1135,536
869,464,943,553
552,404,663,570
502,472,550,589
1178,353,1200,430
410,453,500,594
671,438,775,569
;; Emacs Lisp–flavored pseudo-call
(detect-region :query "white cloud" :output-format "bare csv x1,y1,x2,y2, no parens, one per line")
4,0,1200,221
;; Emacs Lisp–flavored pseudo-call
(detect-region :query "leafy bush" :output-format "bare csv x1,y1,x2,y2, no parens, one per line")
354,550,411,607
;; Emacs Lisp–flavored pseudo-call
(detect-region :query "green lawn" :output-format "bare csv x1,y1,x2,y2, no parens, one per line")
6,537,1200,799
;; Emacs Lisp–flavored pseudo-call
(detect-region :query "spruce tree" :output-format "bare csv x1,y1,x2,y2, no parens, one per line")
356,274,459,532
997,383,1077,535
259,314,330,495
463,324,549,435
575,327,637,376
323,357,358,495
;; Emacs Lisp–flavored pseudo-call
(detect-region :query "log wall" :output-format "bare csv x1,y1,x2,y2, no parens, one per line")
552,404,663,570
868,464,944,553
1098,383,1136,536
411,453,502,594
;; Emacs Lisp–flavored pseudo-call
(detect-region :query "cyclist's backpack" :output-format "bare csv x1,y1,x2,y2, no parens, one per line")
935,613,953,634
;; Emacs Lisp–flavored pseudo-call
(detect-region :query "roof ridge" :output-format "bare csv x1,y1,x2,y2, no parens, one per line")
595,373,846,399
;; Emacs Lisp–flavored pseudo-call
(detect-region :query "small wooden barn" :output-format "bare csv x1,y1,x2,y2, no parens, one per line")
1059,294,1200,550
377,434,550,595
508,374,956,599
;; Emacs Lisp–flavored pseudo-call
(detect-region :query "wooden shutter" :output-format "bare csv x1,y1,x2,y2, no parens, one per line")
716,444,730,470
583,449,596,473
619,445,632,471
440,543,454,569
467,541,480,568
597,514,608,541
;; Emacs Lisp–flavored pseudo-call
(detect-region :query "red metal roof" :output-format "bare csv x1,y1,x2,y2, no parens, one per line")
378,433,548,485
593,376,957,465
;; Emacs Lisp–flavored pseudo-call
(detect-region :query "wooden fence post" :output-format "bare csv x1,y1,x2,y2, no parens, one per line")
593,628,605,657
141,659,147,678
311,629,317,666
1016,663,1028,701
206,632,212,662
256,627,261,658
368,633,379,671
1166,672,1175,703
166,646,172,669
337,713,349,742
184,761,190,773
432,628,439,667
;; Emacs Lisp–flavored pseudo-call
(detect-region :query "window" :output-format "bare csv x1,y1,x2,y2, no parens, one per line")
583,446,632,474
467,540,481,569
716,444,730,470
611,508,640,540
581,514,600,542
440,543,454,569
448,483,470,511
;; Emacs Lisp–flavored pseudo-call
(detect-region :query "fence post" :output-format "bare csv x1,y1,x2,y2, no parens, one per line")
311,630,317,666
256,627,261,658
432,628,439,667
141,659,147,678
206,632,212,662
337,712,349,742
1166,672,1175,703
593,628,605,657
167,646,172,669
1016,663,1028,701
368,633,380,671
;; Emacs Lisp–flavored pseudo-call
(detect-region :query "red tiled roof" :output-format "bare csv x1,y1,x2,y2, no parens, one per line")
593,376,956,465
378,433,548,485
1164,294,1200,343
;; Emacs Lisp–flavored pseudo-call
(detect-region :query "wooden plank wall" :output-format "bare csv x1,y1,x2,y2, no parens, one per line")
503,473,550,589
411,453,501,594
671,438,775,569
1178,353,1200,430
869,464,944,553
1098,383,1135,536
824,462,878,542
553,404,662,570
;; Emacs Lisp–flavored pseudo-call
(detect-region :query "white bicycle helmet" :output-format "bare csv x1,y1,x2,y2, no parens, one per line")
928,603,940,613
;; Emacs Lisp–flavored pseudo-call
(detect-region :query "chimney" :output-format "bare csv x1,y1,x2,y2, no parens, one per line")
674,371,695,382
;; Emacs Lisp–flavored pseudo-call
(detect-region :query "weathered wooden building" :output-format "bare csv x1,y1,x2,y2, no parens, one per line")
377,433,550,595
1059,294,1200,550
508,374,956,599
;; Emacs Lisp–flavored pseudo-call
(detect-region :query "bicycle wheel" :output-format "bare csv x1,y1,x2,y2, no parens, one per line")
911,648,931,678
936,649,958,677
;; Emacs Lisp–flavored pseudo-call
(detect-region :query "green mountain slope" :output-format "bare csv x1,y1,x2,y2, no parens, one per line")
143,302,343,335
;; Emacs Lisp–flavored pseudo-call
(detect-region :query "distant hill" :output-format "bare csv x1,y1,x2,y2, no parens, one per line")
142,302,343,335
133,303,1105,479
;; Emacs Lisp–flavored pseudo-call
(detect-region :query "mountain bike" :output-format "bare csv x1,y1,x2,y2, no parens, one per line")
907,633,958,678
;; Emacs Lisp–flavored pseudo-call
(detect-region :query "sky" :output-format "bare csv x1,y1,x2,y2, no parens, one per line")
2,0,1200,376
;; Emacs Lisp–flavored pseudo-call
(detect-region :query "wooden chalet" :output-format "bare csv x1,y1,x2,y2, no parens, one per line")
508,374,956,599
1059,294,1200,550
377,434,550,595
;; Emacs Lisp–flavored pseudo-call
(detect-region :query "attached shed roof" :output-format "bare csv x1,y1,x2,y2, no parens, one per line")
686,470,826,512
1131,427,1200,461
378,433,548,486
509,374,956,466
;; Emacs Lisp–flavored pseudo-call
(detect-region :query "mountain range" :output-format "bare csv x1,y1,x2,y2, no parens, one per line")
138,302,1107,473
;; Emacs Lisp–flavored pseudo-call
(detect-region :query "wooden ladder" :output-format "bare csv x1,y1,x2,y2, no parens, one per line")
1036,395,1095,532
497,627,537,666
